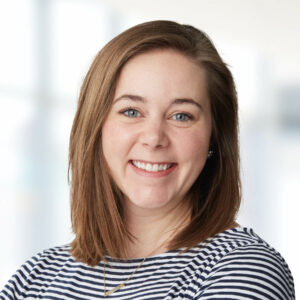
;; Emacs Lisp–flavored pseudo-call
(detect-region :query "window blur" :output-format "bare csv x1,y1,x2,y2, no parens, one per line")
0,0,299,294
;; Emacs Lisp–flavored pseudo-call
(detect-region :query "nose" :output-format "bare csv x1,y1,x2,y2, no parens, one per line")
139,119,169,149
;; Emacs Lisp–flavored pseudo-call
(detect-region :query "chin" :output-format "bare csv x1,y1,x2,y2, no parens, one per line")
126,191,178,210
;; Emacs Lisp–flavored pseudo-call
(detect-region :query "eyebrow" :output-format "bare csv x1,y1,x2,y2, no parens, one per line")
113,94,203,110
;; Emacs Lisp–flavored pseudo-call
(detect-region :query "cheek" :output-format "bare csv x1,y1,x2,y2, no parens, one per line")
177,130,210,161
102,121,134,160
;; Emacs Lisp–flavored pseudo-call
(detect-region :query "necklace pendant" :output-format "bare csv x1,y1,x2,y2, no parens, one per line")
103,257,146,297
104,283,125,296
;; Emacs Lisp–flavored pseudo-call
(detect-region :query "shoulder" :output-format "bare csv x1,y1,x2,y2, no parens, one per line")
193,227,295,299
0,244,73,300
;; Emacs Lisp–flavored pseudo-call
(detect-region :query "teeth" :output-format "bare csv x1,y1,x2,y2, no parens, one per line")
132,161,173,172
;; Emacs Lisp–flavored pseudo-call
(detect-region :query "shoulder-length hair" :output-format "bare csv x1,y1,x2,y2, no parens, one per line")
69,20,240,265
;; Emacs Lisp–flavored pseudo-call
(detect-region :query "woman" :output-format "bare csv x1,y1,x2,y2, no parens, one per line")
1,20,295,299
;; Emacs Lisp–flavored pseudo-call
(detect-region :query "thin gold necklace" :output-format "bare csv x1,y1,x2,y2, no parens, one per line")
103,257,146,297
102,219,188,296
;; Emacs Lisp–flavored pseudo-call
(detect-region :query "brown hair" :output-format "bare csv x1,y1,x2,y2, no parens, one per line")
69,20,240,265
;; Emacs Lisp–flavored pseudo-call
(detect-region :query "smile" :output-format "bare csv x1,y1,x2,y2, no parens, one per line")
130,160,175,172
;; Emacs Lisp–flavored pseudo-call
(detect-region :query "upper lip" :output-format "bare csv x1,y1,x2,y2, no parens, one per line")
130,159,176,165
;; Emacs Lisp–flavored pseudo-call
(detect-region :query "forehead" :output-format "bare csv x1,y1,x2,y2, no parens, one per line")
115,49,208,102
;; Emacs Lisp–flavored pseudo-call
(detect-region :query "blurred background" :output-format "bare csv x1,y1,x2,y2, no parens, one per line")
0,0,299,294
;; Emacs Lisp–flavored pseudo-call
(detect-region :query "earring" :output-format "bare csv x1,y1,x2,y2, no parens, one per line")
207,150,213,158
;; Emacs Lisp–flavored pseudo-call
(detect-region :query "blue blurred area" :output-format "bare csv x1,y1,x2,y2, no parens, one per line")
0,0,299,293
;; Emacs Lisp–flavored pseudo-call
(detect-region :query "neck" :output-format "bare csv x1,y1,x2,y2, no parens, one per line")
124,200,192,259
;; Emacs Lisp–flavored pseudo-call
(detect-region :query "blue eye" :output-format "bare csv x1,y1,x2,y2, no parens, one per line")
122,108,140,118
172,113,193,122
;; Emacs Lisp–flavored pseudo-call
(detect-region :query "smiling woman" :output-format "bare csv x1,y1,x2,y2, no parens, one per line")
102,49,212,218
0,20,295,300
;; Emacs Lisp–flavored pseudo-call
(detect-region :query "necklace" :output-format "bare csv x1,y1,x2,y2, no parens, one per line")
103,257,146,296
102,217,190,296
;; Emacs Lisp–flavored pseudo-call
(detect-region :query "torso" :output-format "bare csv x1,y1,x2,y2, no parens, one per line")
1,226,295,300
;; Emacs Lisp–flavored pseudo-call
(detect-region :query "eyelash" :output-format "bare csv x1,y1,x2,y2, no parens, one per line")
120,107,141,118
172,112,194,122
119,107,194,122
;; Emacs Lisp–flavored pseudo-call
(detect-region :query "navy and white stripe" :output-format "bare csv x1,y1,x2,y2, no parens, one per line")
0,227,295,299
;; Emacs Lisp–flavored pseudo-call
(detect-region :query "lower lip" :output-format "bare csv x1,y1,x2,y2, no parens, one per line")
129,161,178,178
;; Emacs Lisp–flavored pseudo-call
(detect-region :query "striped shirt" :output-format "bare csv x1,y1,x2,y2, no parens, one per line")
0,227,295,299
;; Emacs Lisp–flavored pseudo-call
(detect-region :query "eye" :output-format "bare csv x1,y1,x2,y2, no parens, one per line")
172,113,193,122
121,108,141,118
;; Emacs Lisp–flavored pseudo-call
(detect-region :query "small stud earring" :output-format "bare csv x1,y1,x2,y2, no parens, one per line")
207,150,213,158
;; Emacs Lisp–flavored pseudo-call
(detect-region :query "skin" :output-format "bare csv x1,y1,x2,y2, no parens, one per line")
102,49,212,258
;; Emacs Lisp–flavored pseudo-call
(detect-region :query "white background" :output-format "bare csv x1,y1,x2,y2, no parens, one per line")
0,0,299,295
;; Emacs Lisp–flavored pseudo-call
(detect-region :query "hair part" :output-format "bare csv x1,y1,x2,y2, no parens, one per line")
69,20,240,265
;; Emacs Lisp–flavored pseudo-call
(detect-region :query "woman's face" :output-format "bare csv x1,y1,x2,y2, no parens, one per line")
102,49,212,213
